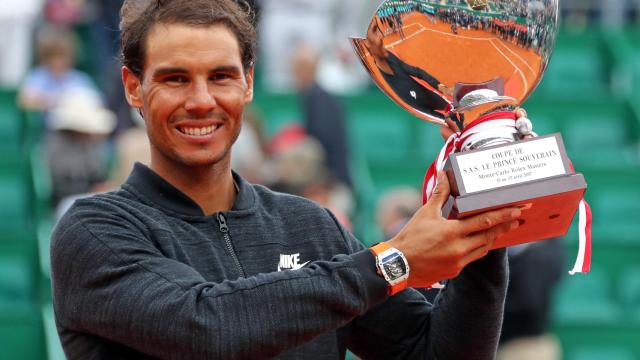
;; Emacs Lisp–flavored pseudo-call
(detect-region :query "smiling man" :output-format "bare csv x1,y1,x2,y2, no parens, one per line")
50,1,522,359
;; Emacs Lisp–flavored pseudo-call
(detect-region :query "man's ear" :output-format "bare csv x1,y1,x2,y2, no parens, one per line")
122,66,144,109
244,68,254,104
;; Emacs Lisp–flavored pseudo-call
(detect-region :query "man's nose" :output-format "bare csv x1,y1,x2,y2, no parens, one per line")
185,81,216,112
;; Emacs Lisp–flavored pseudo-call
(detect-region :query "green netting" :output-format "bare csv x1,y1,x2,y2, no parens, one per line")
0,250,43,360
555,324,640,360
539,57,607,98
0,255,33,304
347,93,418,163
0,310,45,360
563,116,633,166
249,93,300,138
0,171,33,236
0,91,24,154
567,347,636,360
589,187,640,245
42,304,66,360
349,113,414,162
537,30,608,99
416,122,447,163
618,267,640,323
553,267,623,325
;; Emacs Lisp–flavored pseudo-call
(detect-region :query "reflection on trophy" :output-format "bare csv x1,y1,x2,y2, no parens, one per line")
468,0,490,11
352,0,591,273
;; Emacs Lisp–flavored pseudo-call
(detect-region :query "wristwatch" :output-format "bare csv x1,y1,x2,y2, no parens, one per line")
370,242,410,295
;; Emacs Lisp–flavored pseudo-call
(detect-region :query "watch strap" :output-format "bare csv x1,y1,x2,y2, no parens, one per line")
370,243,409,295
369,242,392,256
388,278,408,295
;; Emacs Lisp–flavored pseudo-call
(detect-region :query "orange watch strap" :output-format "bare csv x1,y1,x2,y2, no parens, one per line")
389,281,408,295
369,242,408,296
370,242,392,256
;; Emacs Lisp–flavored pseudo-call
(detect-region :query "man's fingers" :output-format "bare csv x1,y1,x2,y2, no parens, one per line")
463,241,492,265
425,171,451,216
459,207,521,235
463,221,518,262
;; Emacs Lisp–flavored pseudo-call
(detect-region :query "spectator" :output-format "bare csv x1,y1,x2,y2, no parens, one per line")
46,88,115,205
18,27,99,115
88,0,138,135
376,186,421,241
269,135,352,230
291,43,353,190
230,108,268,184
43,0,85,26
258,0,371,93
100,108,150,189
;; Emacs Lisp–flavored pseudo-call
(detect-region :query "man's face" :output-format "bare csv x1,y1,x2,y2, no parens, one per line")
124,23,253,170
365,19,387,60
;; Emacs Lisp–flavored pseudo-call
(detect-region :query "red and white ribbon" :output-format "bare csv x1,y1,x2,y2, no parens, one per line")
422,111,518,203
421,111,592,275
422,132,457,204
569,200,592,274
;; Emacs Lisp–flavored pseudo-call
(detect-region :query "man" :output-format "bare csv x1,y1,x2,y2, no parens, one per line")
363,17,453,120
291,43,353,188
50,1,522,359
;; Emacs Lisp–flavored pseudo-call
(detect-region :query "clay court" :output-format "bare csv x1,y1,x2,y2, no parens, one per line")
381,11,544,103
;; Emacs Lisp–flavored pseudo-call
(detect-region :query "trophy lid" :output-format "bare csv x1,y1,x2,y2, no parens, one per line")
351,0,559,125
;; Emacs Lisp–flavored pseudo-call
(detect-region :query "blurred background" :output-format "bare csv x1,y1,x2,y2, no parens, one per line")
0,0,639,359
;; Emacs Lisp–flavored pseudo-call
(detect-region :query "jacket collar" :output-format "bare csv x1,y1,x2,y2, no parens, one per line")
124,163,255,216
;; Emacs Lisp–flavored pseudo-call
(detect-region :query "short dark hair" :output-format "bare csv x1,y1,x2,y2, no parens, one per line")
120,0,257,77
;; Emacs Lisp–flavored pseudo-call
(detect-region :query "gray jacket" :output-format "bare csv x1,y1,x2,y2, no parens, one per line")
51,163,508,359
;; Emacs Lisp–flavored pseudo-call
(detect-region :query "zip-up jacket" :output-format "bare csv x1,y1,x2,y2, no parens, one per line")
50,163,508,359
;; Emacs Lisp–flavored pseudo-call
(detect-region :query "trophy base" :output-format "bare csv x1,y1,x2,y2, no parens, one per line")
442,174,586,249
441,133,587,249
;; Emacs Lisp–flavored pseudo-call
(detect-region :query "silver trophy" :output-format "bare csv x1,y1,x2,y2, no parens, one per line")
351,0,587,249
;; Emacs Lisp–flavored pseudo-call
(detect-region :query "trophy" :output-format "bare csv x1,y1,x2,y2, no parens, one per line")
351,0,591,272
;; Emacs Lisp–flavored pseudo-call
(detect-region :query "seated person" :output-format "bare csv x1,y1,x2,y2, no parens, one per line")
18,27,98,115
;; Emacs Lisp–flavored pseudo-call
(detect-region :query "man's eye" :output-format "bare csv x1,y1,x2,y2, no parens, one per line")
165,76,188,84
211,73,232,81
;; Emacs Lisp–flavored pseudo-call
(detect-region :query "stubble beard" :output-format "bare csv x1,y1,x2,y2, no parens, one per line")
151,116,243,172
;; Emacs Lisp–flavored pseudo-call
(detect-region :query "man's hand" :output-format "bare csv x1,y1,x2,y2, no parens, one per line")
387,172,521,288
438,83,453,97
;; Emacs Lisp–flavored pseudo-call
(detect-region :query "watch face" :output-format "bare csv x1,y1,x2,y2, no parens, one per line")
383,255,407,281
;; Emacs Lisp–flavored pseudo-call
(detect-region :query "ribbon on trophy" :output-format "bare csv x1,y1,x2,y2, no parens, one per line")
421,112,592,275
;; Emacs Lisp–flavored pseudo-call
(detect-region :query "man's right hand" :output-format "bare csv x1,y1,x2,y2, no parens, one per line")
387,171,522,288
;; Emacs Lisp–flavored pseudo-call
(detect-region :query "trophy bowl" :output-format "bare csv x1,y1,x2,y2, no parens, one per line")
351,0,589,253
351,0,559,127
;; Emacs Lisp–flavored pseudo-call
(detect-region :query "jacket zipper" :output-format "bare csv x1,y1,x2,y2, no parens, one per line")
217,213,246,278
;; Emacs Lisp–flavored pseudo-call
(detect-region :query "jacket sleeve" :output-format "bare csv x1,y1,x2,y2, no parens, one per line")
50,203,389,360
332,213,509,360
399,60,441,90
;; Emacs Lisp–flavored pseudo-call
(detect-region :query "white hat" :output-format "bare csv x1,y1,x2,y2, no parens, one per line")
50,88,116,135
